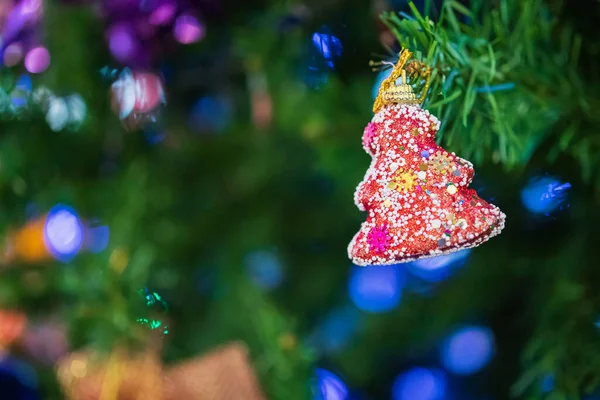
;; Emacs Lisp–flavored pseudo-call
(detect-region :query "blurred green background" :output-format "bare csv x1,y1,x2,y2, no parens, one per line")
0,0,600,399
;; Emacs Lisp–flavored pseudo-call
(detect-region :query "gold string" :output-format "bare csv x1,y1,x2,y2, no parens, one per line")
372,49,432,113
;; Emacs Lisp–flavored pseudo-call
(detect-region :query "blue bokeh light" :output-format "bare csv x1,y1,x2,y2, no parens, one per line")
441,326,495,375
245,250,284,290
0,357,39,400
349,264,404,313
189,96,232,133
541,373,555,393
311,32,342,69
302,65,329,89
314,368,348,400
521,176,571,215
16,74,32,92
43,205,84,262
408,250,471,282
84,223,110,254
143,127,167,144
308,305,361,354
392,367,447,400
11,74,32,107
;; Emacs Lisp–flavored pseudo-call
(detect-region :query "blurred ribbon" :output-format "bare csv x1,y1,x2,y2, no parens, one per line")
57,342,267,400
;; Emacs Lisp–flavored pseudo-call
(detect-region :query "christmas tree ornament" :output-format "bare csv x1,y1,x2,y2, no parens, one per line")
348,49,505,266
110,68,166,130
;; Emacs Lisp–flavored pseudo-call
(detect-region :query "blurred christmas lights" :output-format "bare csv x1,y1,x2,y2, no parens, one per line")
440,325,495,375
189,96,232,133
108,24,139,63
0,357,39,400
348,264,404,313
1,205,109,264
15,74,32,91
3,43,24,67
1,0,44,60
173,14,205,44
83,223,110,254
24,46,50,74
301,64,329,89
11,74,31,108
308,305,361,354
100,0,206,66
0,72,86,131
392,367,447,400
111,69,165,129
143,127,167,144
45,97,69,131
43,205,85,262
541,373,555,393
0,310,27,350
65,94,87,128
314,368,348,400
311,31,342,69
301,27,341,89
521,175,571,215
22,320,68,364
407,249,471,282
41,91,87,132
246,62,272,130
149,2,177,26
244,250,284,290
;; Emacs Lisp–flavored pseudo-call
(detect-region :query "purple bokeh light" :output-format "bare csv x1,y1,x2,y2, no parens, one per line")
173,15,204,44
4,43,24,67
2,0,43,44
20,0,42,15
108,25,138,62
43,205,84,262
24,46,50,74
149,3,177,26
441,326,495,375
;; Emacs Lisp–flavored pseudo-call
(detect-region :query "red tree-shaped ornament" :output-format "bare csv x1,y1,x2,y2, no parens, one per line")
349,50,505,266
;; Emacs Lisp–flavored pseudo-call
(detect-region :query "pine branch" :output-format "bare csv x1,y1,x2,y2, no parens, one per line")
382,0,600,187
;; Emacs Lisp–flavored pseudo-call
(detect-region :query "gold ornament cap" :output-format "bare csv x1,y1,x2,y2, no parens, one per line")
372,49,432,114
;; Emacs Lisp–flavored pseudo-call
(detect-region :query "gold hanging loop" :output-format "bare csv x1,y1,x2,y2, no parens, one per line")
372,49,432,114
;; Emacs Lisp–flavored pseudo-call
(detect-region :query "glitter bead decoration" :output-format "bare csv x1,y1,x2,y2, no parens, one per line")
362,122,377,151
349,50,505,266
